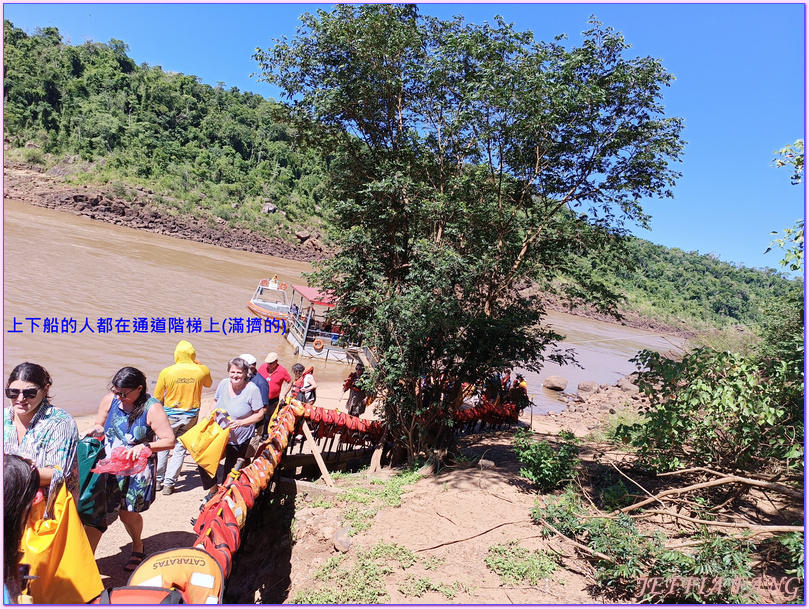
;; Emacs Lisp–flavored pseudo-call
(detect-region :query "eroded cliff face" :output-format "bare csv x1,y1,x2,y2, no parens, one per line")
3,160,330,263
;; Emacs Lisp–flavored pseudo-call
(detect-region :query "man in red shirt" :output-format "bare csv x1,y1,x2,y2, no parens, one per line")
257,351,291,438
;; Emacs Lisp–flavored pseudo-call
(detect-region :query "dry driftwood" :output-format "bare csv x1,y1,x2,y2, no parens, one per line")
642,509,804,533
619,471,803,514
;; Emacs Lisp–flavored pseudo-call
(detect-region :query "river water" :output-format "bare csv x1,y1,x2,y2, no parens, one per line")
3,198,683,417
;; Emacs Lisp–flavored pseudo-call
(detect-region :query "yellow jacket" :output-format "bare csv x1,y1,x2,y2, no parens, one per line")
154,340,213,416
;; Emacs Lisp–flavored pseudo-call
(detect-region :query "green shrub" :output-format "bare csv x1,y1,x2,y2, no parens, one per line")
628,348,804,473
292,550,390,604
513,429,579,491
398,575,458,599
534,486,758,602
337,467,421,533
484,540,557,585
533,484,588,537
22,147,45,165
778,532,805,579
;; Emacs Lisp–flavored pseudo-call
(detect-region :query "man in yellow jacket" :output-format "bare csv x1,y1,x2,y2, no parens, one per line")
154,340,212,495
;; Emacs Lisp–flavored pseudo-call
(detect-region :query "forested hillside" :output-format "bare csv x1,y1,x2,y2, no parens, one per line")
568,237,798,328
4,21,799,330
3,20,329,241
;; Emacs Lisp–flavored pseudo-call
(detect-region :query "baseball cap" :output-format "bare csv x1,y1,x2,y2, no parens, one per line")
239,353,257,366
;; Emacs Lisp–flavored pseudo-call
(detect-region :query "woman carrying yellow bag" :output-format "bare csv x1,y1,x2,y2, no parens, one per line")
195,358,265,509
21,480,104,604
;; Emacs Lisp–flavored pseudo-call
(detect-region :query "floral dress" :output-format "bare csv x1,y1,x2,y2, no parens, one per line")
103,395,159,513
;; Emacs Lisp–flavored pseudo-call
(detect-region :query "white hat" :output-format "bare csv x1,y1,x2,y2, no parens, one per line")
239,353,257,366
264,352,279,364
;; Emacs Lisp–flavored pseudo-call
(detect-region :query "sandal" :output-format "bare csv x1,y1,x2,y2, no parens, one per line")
199,490,217,512
124,548,146,572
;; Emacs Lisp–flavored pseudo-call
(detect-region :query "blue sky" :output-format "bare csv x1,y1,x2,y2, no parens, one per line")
3,2,806,273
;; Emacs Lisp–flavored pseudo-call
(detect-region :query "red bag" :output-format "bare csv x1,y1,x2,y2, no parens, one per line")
229,479,255,510
92,445,152,476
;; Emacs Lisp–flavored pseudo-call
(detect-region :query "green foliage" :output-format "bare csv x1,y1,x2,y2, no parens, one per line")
513,429,579,491
292,549,390,604
648,536,757,603
593,408,646,447
626,347,804,473
22,147,45,165
777,533,805,580
533,488,757,602
293,541,451,603
598,478,635,512
484,540,557,586
398,575,459,599
773,139,804,186
255,5,685,462
533,485,589,537
367,542,418,570
308,496,334,509
421,556,445,570
564,235,798,329
776,534,806,604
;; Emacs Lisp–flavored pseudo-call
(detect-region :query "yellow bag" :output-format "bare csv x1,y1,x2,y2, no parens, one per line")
179,409,230,477
21,483,104,604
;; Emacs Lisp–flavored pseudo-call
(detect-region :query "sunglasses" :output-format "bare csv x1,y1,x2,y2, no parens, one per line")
5,387,41,400
110,387,137,399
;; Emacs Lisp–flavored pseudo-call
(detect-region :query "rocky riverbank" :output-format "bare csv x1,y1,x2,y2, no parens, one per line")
3,159,329,263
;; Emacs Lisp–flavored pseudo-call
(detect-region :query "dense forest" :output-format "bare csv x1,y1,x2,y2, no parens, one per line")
3,20,329,240
3,21,799,331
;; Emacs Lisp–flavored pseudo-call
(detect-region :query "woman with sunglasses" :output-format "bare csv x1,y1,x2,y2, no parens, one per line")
3,362,79,499
81,366,174,571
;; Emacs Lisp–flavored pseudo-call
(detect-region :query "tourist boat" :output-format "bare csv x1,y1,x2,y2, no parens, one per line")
285,285,369,365
246,277,291,321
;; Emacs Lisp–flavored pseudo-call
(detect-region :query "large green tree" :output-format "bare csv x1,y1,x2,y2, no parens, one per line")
255,5,685,461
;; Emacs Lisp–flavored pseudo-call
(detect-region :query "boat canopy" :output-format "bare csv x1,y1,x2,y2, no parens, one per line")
291,285,335,307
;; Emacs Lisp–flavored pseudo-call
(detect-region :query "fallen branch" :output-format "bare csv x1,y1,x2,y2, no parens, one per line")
644,509,804,533
664,528,786,550
535,517,614,563
655,468,803,500
621,475,802,513
415,520,530,552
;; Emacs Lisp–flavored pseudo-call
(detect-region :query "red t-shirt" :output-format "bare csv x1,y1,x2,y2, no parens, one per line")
258,363,292,399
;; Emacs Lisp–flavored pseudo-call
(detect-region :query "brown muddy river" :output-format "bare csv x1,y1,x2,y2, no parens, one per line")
3,198,683,416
